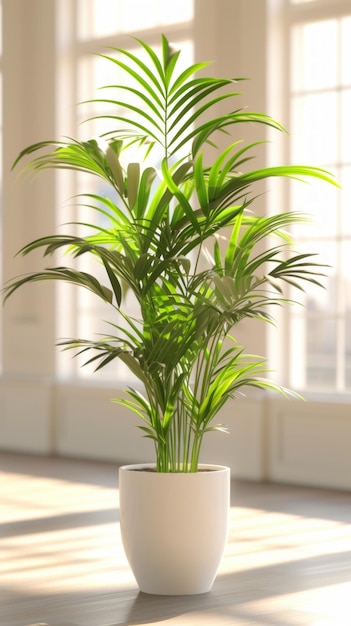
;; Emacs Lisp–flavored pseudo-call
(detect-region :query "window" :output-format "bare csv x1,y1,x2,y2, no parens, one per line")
279,1,351,393
55,0,195,381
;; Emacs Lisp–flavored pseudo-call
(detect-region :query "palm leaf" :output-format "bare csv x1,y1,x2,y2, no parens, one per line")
4,35,340,472
3,268,113,304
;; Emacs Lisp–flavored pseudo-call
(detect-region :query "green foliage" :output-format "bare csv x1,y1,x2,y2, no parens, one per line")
3,35,338,471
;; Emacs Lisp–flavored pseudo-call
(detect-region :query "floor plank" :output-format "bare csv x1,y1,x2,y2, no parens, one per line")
1,452,351,625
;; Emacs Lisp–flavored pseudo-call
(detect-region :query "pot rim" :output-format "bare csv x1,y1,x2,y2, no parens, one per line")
119,463,230,473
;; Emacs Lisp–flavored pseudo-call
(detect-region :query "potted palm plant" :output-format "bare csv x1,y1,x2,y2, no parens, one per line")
3,35,336,594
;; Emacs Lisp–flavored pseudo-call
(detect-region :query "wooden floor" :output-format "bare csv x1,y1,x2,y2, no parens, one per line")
1,453,351,626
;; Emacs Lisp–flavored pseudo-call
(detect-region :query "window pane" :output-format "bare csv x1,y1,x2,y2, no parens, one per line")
290,177,338,239
77,0,194,40
291,92,338,164
76,295,139,382
341,89,351,162
283,241,336,318
341,242,351,313
291,20,338,92
340,166,351,236
341,17,351,86
289,314,337,390
306,317,337,390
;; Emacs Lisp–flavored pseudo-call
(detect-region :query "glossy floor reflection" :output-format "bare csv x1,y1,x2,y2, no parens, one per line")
1,452,351,625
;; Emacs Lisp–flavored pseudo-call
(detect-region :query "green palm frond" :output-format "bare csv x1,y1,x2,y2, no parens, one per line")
3,35,340,472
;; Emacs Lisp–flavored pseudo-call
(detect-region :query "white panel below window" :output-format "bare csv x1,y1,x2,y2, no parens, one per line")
0,380,53,453
269,399,351,490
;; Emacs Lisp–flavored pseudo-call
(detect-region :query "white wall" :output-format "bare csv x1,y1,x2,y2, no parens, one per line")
1,0,350,489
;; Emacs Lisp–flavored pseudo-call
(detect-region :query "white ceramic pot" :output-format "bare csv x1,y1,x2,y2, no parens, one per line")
119,463,230,595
